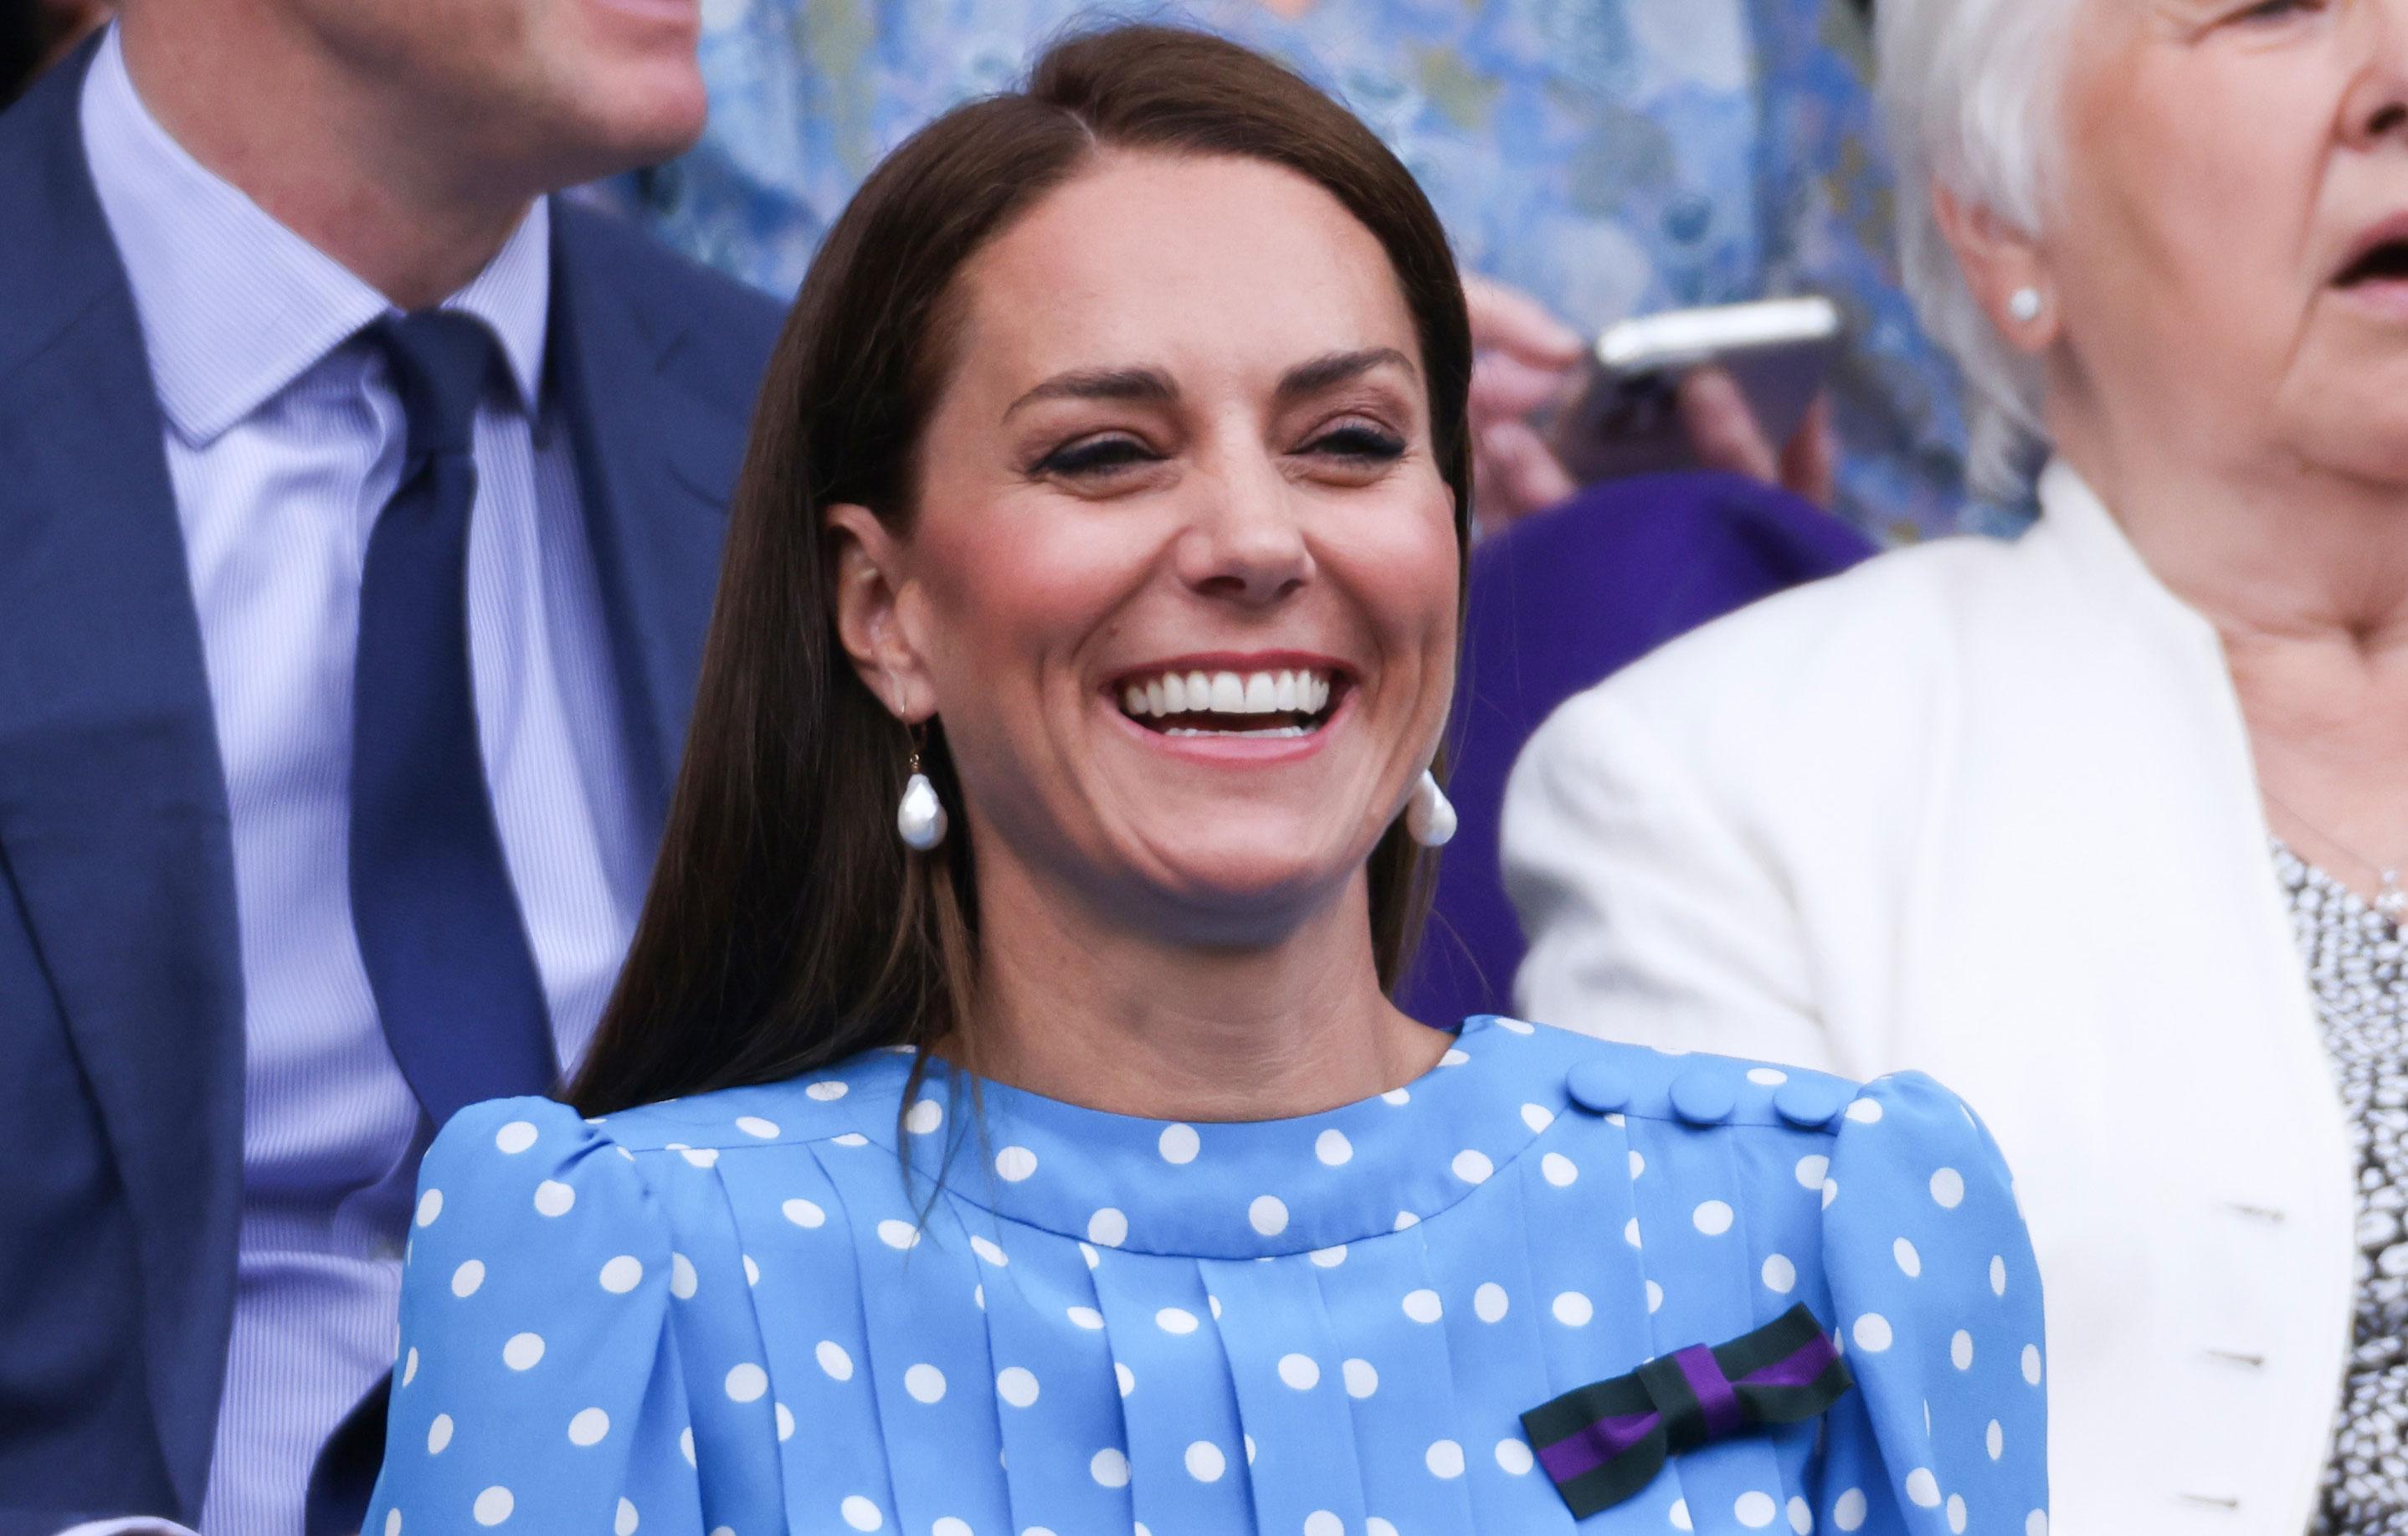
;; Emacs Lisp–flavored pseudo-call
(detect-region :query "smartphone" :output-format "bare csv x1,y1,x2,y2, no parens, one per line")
1548,296,1841,484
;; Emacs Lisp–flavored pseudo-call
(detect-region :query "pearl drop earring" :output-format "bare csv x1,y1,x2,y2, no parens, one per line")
1405,769,1457,848
2007,287,2044,324
896,747,947,852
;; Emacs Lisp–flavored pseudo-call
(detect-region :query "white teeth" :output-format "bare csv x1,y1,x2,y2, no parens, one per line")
1145,678,1165,717
1162,673,1187,712
1275,671,1300,711
1245,674,1276,711
1123,684,1146,715
1187,670,1210,706
1210,672,1245,711
1115,665,1341,725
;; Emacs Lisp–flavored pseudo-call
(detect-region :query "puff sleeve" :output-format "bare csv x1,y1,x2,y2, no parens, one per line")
1814,1071,2049,1534
368,1097,705,1535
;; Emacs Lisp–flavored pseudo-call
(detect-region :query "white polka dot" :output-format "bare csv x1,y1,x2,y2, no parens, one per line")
1091,1448,1131,1487
1496,1438,1534,1475
900,1097,942,1135
678,1147,719,1169
1085,1208,1128,1247
998,1366,1040,1407
817,1341,853,1379
2027,1513,2049,1536
1748,1067,1789,1087
726,1363,768,1402
416,1190,443,1227
1845,1097,1882,1124
1553,1291,1594,1327
598,1256,642,1293
1822,1179,1840,1208
1646,1279,1665,1313
961,1235,1004,1267
661,1251,696,1300
841,1495,882,1531
1495,1016,1535,1034
783,1198,825,1229
451,1260,486,1297
385,1511,401,1536
900,1363,946,1403
876,1219,920,1250
1736,1491,1778,1528
1185,1441,1226,1482
1394,1210,1420,1230
1788,1495,1813,1533
1306,1513,1343,1536
994,1146,1037,1181
1522,1103,1555,1133
2023,1343,2043,1384
805,1080,847,1101
1316,1128,1353,1165
1987,1419,2005,1458
1991,1255,2008,1295
1931,1168,1966,1208
494,1122,537,1154
1763,1253,1797,1293
1156,1307,1199,1335
1543,1153,1579,1186
1116,1361,1135,1396
736,1115,779,1138
1474,1282,1509,1322
1250,1195,1290,1235
614,1500,638,1536
427,1414,454,1454
1452,1149,1494,1184
1069,1306,1106,1330
502,1332,545,1370
1081,1242,1101,1269
1851,1314,1892,1352
1948,1495,1967,1533
1277,1353,1320,1390
1343,1358,1379,1397
474,1487,513,1526
973,1283,984,1310
568,1407,608,1446
1629,1149,1646,1179
1402,1288,1443,1323
1894,1238,1922,1277
1694,1200,1734,1236
1795,1154,1830,1190
1425,1439,1465,1478
1624,1216,1642,1247
1368,1522,1398,1536
402,1348,419,1385
932,1521,970,1536
1160,1124,1200,1164
1309,1244,1348,1268
1905,1469,1940,1508
529,1179,575,1218
1833,1489,1868,1531
830,1133,868,1147
1951,1330,1974,1369
742,1254,760,1286
1381,1088,1410,1106
1671,1500,1693,1531
680,1427,695,1466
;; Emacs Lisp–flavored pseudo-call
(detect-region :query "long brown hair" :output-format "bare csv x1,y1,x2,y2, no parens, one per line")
572,23,1475,1117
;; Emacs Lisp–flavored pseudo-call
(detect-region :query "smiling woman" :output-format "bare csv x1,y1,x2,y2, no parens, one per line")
367,23,2044,1533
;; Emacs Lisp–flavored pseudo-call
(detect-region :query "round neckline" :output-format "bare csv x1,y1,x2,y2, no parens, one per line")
870,1014,1562,1259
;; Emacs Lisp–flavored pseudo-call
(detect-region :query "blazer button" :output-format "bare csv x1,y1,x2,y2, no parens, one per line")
1565,1061,1632,1115
1671,1069,1738,1126
1774,1078,1851,1130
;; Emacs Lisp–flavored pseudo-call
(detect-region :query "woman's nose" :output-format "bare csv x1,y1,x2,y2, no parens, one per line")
2344,0,2408,146
1174,452,1314,607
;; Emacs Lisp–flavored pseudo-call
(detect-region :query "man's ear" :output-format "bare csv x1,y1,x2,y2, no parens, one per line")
825,503,937,723
1932,181,2060,355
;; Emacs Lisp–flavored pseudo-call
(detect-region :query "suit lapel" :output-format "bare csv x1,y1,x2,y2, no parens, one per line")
0,42,244,1518
546,204,747,835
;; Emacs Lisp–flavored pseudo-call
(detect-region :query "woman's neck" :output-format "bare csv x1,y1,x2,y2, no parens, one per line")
952,850,1445,1122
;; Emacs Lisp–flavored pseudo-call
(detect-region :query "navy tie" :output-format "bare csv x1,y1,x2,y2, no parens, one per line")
349,311,557,1130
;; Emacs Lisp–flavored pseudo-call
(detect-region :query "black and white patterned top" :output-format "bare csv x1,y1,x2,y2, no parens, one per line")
2283,841,2408,1535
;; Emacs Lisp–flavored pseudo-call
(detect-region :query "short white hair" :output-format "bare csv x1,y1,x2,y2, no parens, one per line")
1876,0,2086,500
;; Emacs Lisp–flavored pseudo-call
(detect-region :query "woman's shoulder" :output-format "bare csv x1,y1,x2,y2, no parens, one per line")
567,1043,925,1156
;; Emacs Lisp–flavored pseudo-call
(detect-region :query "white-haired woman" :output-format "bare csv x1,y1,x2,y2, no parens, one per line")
1502,0,2408,1528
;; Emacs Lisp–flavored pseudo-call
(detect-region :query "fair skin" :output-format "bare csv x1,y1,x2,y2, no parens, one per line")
829,152,1461,1122
1941,0,2408,899
114,0,706,308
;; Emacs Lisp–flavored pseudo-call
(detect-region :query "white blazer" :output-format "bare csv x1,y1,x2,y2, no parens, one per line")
1502,463,2355,1534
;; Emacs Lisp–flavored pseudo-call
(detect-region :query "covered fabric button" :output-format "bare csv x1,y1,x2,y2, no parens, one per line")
1774,1077,1852,1129
1565,1061,1631,1115
1669,1070,1737,1126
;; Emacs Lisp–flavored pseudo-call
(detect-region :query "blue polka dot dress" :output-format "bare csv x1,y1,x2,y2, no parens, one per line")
370,1017,2047,1534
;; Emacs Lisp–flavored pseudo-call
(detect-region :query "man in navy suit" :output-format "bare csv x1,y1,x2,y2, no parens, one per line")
0,0,781,1526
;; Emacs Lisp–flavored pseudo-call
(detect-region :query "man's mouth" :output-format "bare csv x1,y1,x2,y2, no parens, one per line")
1115,666,1343,738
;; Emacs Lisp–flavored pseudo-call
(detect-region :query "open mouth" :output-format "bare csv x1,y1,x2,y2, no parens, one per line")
2337,235,2408,289
1116,666,1345,739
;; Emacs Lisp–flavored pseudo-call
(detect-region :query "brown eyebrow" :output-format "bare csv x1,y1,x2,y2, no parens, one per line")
1002,347,1418,423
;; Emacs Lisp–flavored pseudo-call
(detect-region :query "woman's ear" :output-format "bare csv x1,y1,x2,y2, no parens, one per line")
826,503,937,723
1932,181,2060,355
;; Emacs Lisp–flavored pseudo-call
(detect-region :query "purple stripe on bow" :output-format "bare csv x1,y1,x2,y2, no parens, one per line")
1535,1408,1659,1487
1533,1331,1843,1487
1675,1343,1743,1438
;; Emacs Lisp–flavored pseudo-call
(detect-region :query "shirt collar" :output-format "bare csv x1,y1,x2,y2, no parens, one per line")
78,24,551,446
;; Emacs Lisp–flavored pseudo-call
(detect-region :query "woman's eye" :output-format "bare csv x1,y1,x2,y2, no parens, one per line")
1306,424,1408,462
2232,0,2317,22
1035,435,1160,477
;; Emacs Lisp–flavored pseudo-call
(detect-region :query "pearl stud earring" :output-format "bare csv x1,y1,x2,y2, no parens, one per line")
2007,287,2044,324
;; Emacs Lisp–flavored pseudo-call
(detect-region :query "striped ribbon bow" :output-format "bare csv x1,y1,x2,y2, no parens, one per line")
1519,1303,1855,1518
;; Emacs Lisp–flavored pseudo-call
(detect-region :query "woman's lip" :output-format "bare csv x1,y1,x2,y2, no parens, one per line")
2335,211,2408,283
2332,275,2408,322
1107,685,1353,764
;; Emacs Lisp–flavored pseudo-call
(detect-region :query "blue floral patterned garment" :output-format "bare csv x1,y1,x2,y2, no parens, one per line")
621,0,2005,542
369,1016,2048,1533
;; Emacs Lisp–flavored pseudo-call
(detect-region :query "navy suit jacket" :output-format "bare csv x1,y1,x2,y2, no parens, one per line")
0,44,783,1533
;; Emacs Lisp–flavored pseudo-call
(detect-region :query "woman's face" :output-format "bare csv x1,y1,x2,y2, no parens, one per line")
2041,0,2408,481
841,151,1460,944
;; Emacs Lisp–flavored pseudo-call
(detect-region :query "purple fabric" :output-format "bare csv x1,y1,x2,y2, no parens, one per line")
1535,1409,1660,1487
1674,1344,1743,1440
1753,1333,1844,1391
1401,474,1874,1025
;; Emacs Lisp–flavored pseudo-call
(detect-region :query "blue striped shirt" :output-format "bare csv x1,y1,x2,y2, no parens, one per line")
77,27,649,1536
